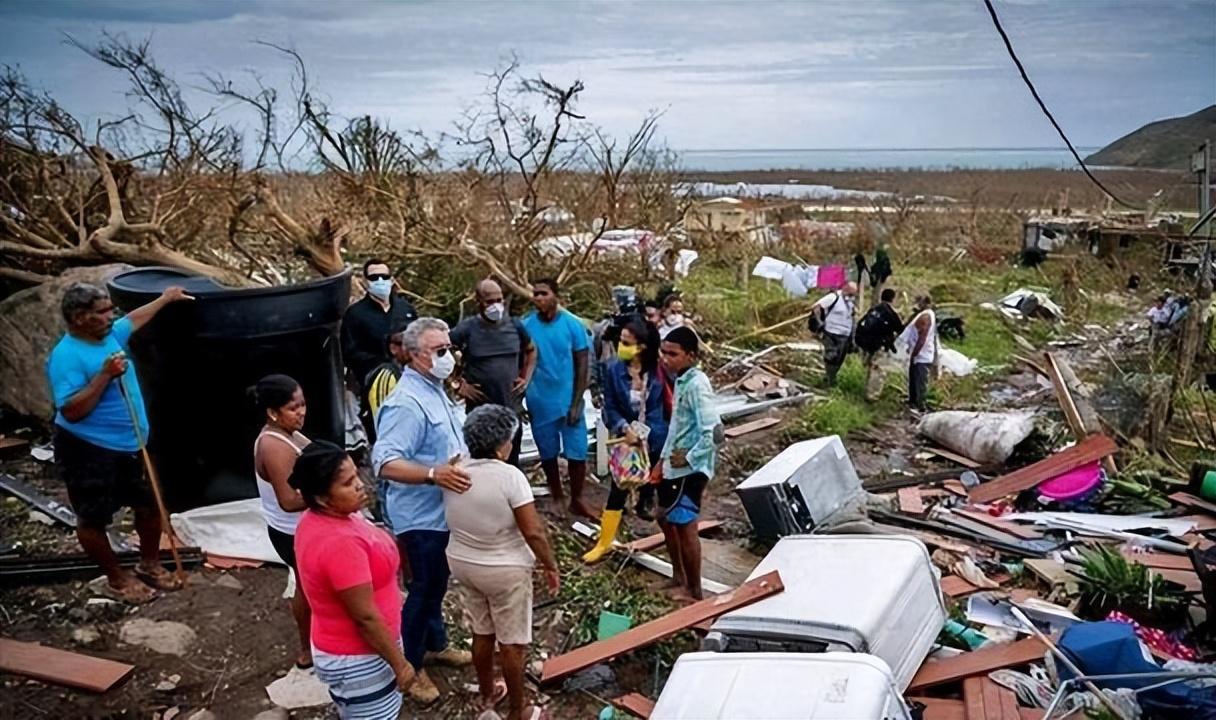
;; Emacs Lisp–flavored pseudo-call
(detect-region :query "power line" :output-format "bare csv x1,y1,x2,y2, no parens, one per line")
982,0,1139,210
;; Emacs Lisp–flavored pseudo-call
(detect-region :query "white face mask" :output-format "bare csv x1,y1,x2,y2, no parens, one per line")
665,313,684,327
367,278,393,300
483,302,505,323
429,349,456,381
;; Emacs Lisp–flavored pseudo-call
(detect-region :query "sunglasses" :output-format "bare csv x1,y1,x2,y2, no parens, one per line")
366,273,392,281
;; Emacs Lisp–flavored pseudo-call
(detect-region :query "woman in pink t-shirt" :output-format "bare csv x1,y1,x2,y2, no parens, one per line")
289,440,414,719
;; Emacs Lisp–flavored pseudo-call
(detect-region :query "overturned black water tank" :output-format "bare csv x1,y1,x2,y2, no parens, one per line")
108,267,351,510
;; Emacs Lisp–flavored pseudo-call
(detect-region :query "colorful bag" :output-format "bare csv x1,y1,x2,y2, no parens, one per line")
609,442,651,491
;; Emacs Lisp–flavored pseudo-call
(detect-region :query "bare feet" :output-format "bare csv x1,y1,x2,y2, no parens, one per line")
568,499,599,521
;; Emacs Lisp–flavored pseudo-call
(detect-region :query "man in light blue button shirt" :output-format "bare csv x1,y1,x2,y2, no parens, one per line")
371,317,473,701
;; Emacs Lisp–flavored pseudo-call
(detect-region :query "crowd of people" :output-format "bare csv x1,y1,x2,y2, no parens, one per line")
45,262,718,719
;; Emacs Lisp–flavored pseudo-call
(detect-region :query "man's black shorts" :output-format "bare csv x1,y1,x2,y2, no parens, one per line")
54,426,153,526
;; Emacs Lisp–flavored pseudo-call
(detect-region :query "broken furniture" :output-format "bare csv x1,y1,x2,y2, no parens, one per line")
540,571,784,685
734,435,863,540
702,535,944,690
0,638,135,693
650,652,912,719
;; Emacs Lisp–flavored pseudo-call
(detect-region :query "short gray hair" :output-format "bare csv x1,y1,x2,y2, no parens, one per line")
61,282,108,323
400,317,449,353
463,405,519,460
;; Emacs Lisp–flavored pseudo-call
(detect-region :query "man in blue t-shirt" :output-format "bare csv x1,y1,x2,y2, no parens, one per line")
46,281,192,603
522,278,595,519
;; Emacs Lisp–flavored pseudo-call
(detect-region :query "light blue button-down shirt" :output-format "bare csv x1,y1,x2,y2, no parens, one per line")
372,367,467,534
660,366,720,480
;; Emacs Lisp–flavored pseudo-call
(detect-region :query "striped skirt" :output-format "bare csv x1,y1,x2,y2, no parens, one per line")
313,646,402,720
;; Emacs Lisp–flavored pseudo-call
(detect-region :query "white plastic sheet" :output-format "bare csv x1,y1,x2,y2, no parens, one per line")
917,411,1035,465
169,498,280,564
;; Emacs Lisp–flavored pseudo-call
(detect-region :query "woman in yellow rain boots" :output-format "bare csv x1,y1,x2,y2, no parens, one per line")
584,319,668,563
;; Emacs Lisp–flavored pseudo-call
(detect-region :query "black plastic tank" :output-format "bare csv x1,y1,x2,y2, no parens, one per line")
108,267,352,510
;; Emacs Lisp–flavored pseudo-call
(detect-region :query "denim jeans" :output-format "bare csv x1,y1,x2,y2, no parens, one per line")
398,529,450,669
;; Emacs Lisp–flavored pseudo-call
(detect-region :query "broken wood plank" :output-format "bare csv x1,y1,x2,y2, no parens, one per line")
954,508,1044,540
1181,514,1216,532
724,416,781,439
0,638,134,693
623,521,722,554
907,697,965,720
1044,353,1117,476
1119,548,1203,571
612,693,656,719
572,522,731,593
940,575,981,598
1149,567,1201,592
541,571,784,684
871,523,978,555
943,479,969,497
965,676,1021,720
926,446,982,469
1170,492,1216,515
899,487,927,516
968,435,1118,505
908,636,1047,692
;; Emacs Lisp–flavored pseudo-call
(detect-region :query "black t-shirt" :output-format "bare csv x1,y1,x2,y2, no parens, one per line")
450,315,532,410
341,294,418,390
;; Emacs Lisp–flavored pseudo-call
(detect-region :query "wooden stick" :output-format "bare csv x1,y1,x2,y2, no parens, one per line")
725,311,812,345
118,377,186,585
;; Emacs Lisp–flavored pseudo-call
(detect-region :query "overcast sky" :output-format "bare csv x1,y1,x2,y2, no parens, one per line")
2,0,1213,151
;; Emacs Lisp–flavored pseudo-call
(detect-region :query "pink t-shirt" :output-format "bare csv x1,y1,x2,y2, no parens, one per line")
294,510,402,655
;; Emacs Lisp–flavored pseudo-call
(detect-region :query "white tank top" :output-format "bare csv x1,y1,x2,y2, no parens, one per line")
254,429,308,535
900,309,940,365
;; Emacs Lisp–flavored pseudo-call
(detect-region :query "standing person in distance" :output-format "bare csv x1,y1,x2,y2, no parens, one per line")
342,259,418,439
656,327,721,602
290,441,414,719
853,288,904,401
450,278,537,467
658,294,693,341
364,320,412,423
371,317,473,704
46,282,192,603
522,279,596,519
899,294,939,413
251,374,313,670
810,281,858,387
584,319,668,562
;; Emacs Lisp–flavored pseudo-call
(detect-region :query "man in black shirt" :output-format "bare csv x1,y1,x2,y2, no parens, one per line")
855,288,903,401
450,278,537,465
342,259,418,394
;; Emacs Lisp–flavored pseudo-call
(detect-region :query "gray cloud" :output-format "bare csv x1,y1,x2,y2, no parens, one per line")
0,0,1211,150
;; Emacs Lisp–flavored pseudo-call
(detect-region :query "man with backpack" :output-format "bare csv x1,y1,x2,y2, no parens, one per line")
854,288,904,400
809,282,858,387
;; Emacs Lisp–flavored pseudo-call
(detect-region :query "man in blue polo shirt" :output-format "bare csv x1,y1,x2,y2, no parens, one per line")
46,281,192,603
522,278,595,519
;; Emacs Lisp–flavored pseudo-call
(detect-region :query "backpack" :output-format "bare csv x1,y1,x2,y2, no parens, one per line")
807,293,840,335
854,306,889,353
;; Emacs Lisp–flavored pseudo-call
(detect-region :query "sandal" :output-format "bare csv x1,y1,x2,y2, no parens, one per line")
134,564,184,591
484,678,508,708
91,577,157,605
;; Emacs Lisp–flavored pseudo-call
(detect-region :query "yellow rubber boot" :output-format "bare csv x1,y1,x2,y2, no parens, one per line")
582,509,622,564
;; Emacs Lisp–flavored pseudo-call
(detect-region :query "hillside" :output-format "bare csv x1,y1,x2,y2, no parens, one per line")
1085,105,1216,169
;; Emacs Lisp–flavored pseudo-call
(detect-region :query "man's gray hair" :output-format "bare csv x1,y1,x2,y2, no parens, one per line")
61,282,109,323
400,317,449,353
463,404,520,460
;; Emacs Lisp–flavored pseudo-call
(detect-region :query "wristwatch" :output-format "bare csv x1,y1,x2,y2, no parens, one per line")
426,467,436,485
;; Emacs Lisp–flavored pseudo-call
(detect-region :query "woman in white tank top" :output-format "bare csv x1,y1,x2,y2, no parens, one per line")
251,374,313,669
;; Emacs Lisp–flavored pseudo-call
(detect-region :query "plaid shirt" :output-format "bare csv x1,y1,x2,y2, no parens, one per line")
660,365,720,480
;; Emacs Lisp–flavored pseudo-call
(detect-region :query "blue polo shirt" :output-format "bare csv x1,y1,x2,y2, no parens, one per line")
46,317,148,453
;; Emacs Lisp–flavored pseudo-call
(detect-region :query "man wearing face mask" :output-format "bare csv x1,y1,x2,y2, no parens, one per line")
372,317,474,703
450,278,537,466
341,259,419,400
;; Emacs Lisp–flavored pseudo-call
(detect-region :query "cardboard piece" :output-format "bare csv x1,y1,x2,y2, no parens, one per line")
540,571,784,684
908,636,1047,691
0,638,134,693
968,435,1118,504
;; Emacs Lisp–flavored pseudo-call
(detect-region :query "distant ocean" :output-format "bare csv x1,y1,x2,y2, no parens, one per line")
677,147,1101,172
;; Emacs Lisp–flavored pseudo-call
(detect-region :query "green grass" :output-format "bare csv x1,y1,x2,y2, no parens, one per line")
785,357,902,440
680,263,798,346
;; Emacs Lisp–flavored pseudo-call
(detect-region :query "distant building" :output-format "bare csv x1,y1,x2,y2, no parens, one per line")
684,197,772,244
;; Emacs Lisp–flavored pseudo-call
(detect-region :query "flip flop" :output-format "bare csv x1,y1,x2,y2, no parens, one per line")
486,679,508,707
134,564,184,591
92,578,157,605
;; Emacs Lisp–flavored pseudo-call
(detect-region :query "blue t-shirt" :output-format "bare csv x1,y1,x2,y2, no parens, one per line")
522,309,589,425
47,317,149,452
